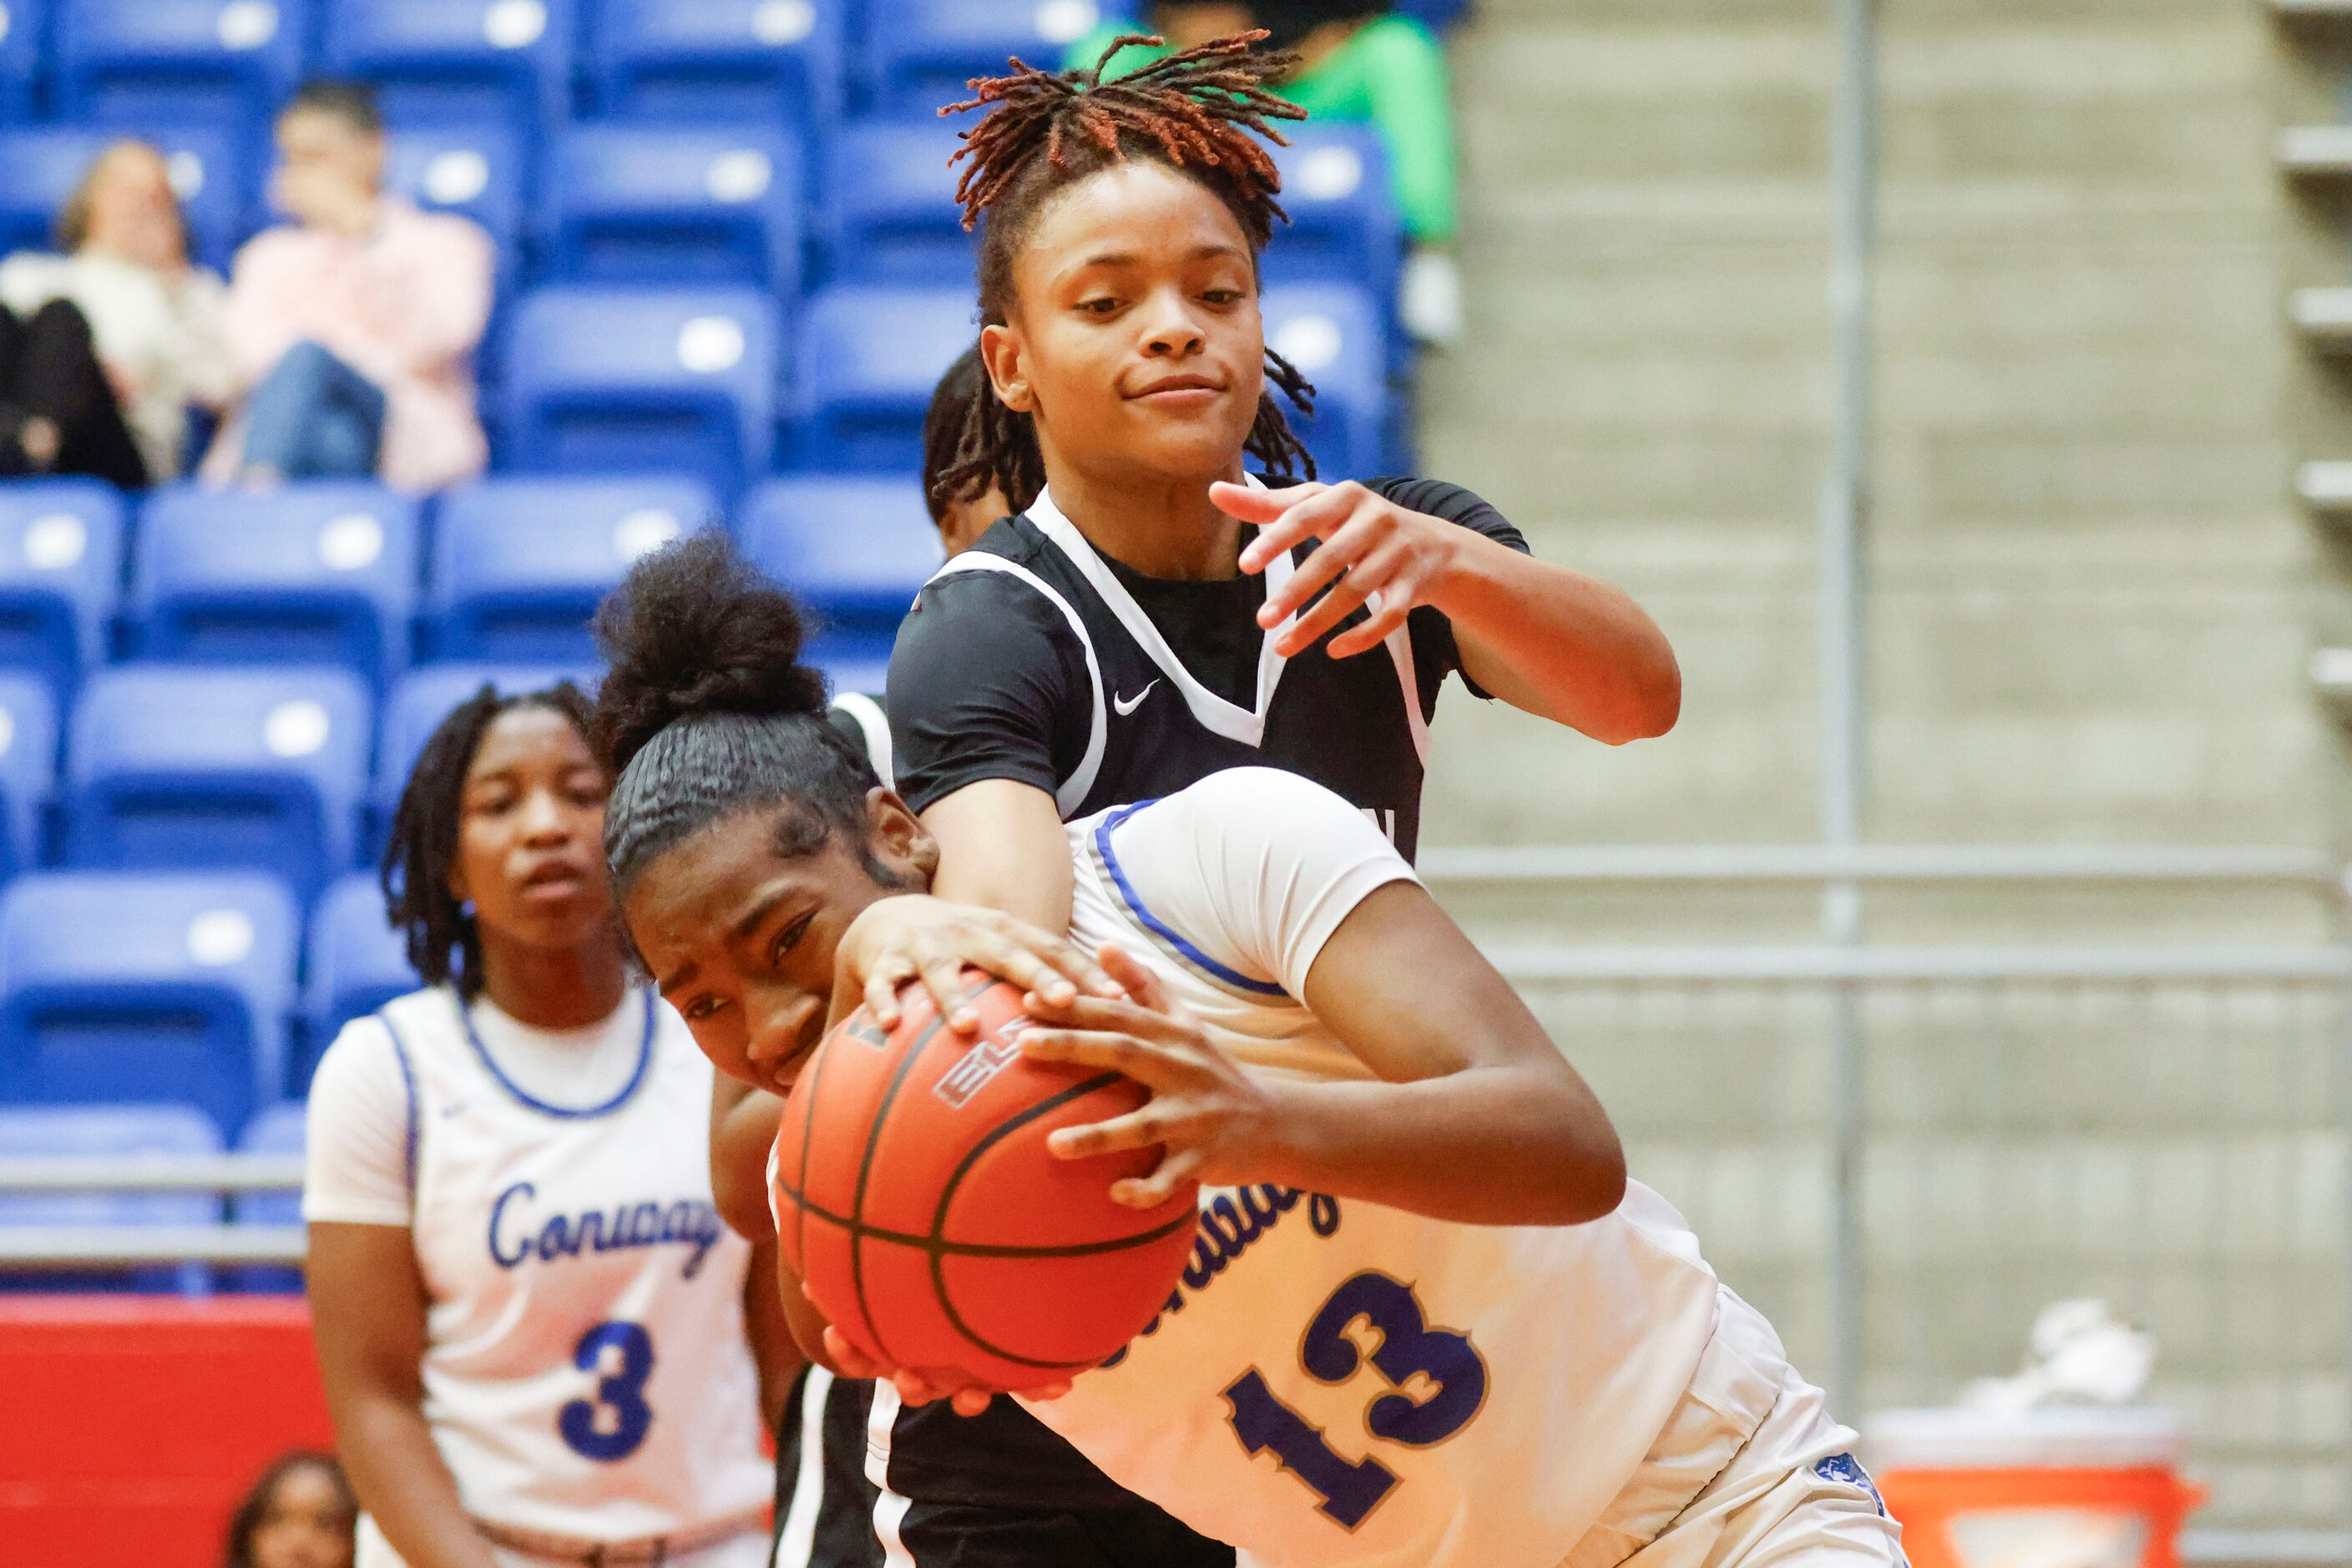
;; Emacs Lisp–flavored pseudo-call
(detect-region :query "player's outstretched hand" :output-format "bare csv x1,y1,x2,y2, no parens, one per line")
1019,944,1274,1207
1216,479,1466,660
835,893,1124,1035
817,1322,1074,1414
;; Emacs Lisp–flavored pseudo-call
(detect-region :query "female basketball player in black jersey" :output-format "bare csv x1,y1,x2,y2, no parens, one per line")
716,32,1682,1567
840,34,1681,1032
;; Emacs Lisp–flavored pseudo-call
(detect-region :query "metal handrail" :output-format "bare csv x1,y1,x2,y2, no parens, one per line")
0,1226,303,1267
0,1155,303,1192
1419,843,2345,889
1485,943,2352,984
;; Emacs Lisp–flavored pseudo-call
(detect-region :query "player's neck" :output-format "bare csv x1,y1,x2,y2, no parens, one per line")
1045,461,1247,581
474,938,630,1032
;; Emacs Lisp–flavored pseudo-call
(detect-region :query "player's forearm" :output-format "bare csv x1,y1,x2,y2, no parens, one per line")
1435,533,1681,743
1251,1065,1626,1227
332,1390,500,1568
711,1084,785,1240
923,780,1076,930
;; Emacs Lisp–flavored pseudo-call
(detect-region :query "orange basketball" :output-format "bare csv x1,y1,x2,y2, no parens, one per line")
771,971,1199,1393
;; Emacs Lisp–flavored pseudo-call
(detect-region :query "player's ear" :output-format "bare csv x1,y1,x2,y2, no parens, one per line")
863,788,936,885
979,321,1033,414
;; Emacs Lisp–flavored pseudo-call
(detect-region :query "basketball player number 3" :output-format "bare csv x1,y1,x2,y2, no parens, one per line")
1221,1272,1488,1530
559,1322,655,1462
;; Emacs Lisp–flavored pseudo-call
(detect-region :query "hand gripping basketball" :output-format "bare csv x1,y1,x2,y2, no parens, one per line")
771,966,1201,1402
1016,945,1279,1208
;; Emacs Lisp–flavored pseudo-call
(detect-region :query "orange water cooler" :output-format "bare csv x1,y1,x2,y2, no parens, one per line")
1867,1407,2205,1568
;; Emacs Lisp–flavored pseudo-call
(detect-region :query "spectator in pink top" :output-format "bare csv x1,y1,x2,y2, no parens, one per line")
204,82,493,493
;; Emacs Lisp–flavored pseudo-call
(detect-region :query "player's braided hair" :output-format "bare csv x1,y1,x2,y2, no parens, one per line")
382,680,599,997
928,32,1321,518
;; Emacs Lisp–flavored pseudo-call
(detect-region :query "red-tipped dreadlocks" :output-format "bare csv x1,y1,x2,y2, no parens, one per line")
928,33,1323,516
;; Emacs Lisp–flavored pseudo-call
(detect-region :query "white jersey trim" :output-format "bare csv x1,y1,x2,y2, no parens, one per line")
1023,480,1298,747
773,1367,833,1568
927,552,1106,816
829,691,894,787
1374,596,1434,767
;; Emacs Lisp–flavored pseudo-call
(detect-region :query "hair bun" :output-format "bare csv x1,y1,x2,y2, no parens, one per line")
592,531,829,776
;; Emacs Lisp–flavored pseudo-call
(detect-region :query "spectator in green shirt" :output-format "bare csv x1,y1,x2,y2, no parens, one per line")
1064,3,1464,344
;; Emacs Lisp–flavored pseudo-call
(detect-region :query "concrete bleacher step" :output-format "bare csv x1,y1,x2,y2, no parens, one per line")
2287,286,2352,349
2305,646,2352,711
2292,459,2352,517
2276,124,2352,176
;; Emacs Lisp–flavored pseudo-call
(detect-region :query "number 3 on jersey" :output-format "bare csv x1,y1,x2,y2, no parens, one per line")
559,1321,655,1461
1222,1272,1489,1528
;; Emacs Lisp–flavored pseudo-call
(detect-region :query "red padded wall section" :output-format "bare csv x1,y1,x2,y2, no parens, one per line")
0,1297,334,1568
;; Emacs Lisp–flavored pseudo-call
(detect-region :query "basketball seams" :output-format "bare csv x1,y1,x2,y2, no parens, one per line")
845,1004,955,1369
771,1173,1197,1261
787,1004,830,1329
927,1071,1161,1370
781,974,1199,1390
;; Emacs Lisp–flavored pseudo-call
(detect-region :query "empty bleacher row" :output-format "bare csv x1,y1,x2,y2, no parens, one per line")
0,1,1422,488
0,469,935,1165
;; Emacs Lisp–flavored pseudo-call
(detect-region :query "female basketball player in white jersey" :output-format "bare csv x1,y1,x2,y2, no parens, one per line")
589,537,1905,1568
304,681,778,1568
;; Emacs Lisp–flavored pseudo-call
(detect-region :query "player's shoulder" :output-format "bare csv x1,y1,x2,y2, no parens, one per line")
308,990,448,1109
900,518,1079,648
1082,767,1397,869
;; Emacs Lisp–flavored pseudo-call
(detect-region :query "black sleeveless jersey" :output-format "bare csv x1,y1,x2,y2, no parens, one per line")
890,477,1526,862
872,478,1527,1516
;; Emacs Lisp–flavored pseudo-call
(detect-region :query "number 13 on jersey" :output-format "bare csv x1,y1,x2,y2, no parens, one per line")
1222,1272,1490,1530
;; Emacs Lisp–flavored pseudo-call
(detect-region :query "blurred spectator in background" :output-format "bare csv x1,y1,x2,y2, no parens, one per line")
223,1450,357,1568
1070,3,1464,344
0,140,230,486
205,82,493,493
923,346,1019,556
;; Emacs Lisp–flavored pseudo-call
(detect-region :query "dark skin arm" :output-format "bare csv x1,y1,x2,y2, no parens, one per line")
710,1074,785,1243
307,1222,500,1568
1023,887,1627,1225
822,883,1627,1399
1222,480,1682,745
743,1234,804,1435
711,1075,836,1389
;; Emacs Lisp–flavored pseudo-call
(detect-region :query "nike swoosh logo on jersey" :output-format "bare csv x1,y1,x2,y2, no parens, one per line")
1113,680,1159,716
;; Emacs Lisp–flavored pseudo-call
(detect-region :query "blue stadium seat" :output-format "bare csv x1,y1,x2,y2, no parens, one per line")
0,873,298,1139
863,0,1127,114
373,660,595,830
129,483,421,690
1262,283,1388,480
232,1096,304,1236
1264,125,1402,299
429,474,718,661
64,665,372,901
0,124,250,272
0,0,48,119
382,119,528,286
817,116,971,285
300,873,416,1086
227,1098,305,1290
739,476,938,670
1394,0,1467,30
0,1104,222,1296
0,675,58,883
321,0,574,148
589,0,845,134
787,284,973,473
547,123,803,293
0,481,124,703
503,287,781,498
54,0,309,139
